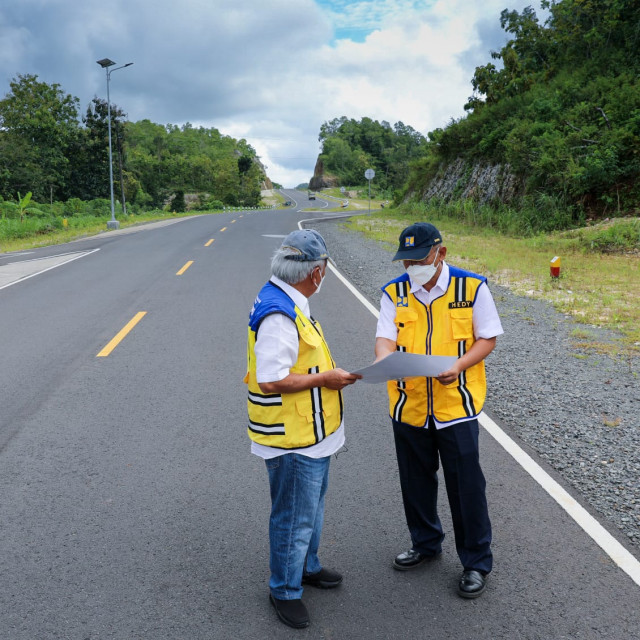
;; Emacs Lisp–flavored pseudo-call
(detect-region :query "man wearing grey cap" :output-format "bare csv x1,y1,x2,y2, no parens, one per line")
375,222,503,599
245,229,360,629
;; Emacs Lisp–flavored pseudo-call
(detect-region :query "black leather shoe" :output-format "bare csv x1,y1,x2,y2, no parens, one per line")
393,548,441,571
302,567,343,588
457,570,487,598
269,594,310,628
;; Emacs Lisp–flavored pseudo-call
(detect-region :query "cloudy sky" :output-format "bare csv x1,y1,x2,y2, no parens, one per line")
0,0,546,187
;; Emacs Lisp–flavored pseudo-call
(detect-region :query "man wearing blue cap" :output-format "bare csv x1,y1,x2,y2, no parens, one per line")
375,222,503,599
245,229,361,629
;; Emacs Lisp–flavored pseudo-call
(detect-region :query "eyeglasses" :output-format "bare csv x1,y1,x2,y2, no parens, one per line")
403,255,431,267
402,245,440,268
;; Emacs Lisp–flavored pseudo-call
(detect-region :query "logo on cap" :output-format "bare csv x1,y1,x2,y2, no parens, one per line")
404,236,415,247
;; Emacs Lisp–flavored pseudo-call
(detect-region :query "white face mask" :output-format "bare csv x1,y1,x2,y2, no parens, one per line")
406,247,440,286
313,269,325,294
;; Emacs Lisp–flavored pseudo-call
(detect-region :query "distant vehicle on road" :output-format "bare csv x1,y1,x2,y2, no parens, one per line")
283,200,292,206
308,191,316,200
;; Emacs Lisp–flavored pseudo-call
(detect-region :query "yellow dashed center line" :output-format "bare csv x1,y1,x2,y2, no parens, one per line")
97,312,147,357
205,239,214,247
231,220,236,223
176,260,194,275
220,227,227,232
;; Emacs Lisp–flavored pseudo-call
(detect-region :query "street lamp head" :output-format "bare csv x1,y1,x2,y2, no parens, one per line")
97,58,116,68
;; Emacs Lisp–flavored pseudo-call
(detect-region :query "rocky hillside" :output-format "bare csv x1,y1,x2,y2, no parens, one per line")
411,158,523,204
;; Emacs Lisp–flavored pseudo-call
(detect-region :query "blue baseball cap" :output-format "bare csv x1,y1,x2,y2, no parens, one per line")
392,222,442,261
281,229,330,261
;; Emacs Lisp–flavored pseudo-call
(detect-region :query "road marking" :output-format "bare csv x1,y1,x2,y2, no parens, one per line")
176,261,194,275
205,239,214,246
220,227,227,232
481,412,640,587
97,312,147,357
328,260,380,318
231,219,236,223
303,218,640,588
0,249,100,291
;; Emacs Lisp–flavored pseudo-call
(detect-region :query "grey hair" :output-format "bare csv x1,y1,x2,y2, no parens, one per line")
271,247,326,284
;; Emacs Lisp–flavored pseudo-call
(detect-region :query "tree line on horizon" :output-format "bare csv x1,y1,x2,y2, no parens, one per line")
0,74,266,213
314,116,429,196
2,0,638,233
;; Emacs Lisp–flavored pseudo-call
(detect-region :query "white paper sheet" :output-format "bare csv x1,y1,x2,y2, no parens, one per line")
351,352,458,384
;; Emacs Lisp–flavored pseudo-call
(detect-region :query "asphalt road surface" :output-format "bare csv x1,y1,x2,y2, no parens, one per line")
1,200,639,639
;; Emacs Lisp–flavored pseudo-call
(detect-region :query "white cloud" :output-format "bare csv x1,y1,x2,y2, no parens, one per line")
0,0,546,187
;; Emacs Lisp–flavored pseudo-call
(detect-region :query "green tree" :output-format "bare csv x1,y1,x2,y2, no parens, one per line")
0,74,80,201
123,120,266,207
172,189,186,212
67,96,127,201
317,116,427,191
17,190,33,223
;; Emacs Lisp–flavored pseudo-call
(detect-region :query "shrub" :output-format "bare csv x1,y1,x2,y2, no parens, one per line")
0,201,20,219
64,198,85,217
86,199,112,217
574,218,640,253
26,207,49,218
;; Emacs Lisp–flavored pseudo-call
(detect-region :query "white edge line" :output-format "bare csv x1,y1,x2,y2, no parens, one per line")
0,248,101,291
327,261,379,318
479,413,640,586
299,215,640,588
2,250,91,265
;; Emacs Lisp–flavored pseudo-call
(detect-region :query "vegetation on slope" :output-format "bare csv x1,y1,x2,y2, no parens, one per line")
402,0,640,223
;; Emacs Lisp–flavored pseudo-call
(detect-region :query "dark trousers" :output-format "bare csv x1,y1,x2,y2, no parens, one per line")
392,417,493,574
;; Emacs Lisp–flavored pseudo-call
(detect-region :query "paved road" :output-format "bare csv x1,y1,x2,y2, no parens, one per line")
1,200,639,639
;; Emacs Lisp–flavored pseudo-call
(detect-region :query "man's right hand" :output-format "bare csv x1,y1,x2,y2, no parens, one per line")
324,368,362,390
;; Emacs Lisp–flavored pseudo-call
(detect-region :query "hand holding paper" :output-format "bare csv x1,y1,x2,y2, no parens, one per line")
351,352,458,384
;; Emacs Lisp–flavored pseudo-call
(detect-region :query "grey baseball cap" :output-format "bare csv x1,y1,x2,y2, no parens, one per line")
281,229,330,261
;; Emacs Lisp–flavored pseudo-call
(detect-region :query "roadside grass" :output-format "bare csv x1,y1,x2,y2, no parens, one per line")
342,210,640,359
0,210,215,254
261,189,287,207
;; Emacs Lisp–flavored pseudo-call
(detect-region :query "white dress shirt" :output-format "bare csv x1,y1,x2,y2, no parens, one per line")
251,276,345,459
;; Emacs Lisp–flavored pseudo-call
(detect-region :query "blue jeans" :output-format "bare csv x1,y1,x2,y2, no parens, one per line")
265,453,330,600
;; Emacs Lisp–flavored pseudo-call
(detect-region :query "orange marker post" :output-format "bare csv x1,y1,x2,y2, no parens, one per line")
550,256,561,278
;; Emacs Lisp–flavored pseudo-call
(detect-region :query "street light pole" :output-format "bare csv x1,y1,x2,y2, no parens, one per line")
96,58,133,230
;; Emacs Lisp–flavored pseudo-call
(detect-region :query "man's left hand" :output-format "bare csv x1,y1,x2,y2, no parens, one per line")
436,364,461,386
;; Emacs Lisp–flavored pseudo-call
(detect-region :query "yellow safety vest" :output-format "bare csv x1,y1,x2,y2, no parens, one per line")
245,281,343,449
382,268,487,427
